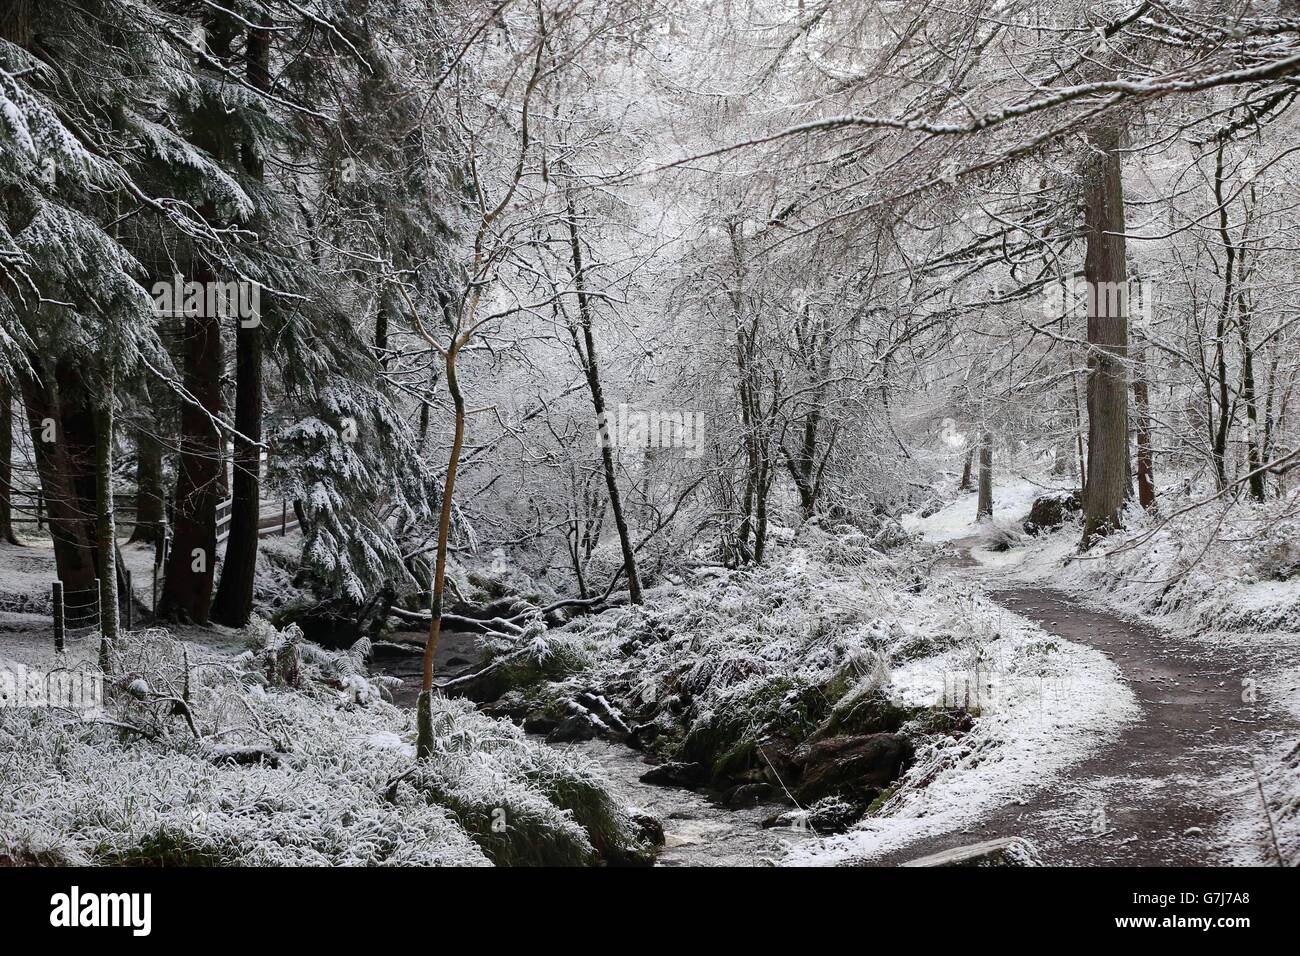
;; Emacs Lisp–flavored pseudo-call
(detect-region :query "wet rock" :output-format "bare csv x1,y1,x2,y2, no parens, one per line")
791,733,913,805
1022,490,1082,535
755,734,798,784
546,713,598,744
762,796,862,834
480,692,530,722
627,722,661,751
522,713,560,736
573,690,632,739
901,836,1042,867
629,813,665,847
639,761,709,788
724,782,775,809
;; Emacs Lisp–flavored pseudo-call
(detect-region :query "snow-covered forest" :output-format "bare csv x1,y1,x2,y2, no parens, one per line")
2,0,1300,876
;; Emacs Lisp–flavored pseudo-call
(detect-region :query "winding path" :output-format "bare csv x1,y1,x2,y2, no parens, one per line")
870,544,1296,866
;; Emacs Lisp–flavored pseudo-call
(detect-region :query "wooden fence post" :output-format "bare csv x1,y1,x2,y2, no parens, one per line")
52,581,64,653
281,500,287,535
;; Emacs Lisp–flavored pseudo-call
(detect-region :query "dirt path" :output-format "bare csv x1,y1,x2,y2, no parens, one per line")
871,552,1296,866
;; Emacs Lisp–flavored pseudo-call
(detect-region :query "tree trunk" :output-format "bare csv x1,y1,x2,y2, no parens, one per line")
564,193,642,604
127,426,164,544
976,430,993,519
1080,124,1130,546
126,382,165,545
1241,308,1265,500
19,366,99,625
959,446,974,491
417,345,466,760
209,315,263,624
753,424,773,563
158,283,223,623
1132,348,1155,510
1210,141,1234,490
94,373,119,658
1236,186,1264,501
0,380,19,544
211,18,270,627
159,19,236,623
0,0,33,47
0,0,31,552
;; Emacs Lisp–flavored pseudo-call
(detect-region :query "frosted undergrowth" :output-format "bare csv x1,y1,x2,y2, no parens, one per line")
552,527,961,738
546,526,1136,862
0,623,645,866
1009,495,1300,634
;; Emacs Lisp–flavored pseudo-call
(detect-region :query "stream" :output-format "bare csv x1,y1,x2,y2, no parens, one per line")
375,628,813,866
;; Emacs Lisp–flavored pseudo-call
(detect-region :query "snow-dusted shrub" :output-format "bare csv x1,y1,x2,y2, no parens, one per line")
0,624,651,866
1254,738,1300,866
537,537,1005,785
1058,498,1300,632
978,519,1024,553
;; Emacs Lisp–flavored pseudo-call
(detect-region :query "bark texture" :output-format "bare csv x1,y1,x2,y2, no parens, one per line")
976,430,993,519
1081,124,1131,546
157,286,223,623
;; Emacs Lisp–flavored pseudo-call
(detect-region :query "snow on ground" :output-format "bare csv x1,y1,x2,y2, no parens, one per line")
0,540,59,615
903,475,1064,544
786,602,1139,864
0,623,653,866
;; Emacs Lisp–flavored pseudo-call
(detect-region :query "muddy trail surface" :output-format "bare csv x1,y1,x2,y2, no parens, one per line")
870,560,1296,866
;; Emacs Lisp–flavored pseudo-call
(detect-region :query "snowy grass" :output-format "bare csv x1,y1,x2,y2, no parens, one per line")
0,623,652,866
